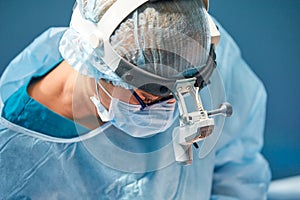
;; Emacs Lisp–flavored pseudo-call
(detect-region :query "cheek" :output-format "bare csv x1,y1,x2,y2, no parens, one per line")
110,88,140,105
167,99,176,104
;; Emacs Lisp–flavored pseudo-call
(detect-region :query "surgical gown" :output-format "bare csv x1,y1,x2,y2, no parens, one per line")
0,22,271,199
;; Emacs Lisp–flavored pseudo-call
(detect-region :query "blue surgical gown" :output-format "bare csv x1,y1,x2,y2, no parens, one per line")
0,24,271,199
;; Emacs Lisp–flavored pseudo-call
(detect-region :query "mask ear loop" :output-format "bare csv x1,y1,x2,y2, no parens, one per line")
89,79,112,122
96,79,114,100
91,79,105,103
94,79,101,100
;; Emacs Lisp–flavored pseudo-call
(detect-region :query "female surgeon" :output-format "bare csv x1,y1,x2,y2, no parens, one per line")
0,0,271,199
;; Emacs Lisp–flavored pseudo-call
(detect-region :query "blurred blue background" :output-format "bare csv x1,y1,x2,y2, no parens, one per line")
0,0,299,180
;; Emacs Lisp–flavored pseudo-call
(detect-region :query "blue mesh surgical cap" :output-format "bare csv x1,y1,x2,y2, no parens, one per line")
59,0,211,89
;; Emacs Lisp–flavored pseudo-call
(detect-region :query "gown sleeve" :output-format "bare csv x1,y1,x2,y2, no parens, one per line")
210,20,271,199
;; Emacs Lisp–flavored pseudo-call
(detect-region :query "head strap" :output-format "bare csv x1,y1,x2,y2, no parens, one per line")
70,0,218,95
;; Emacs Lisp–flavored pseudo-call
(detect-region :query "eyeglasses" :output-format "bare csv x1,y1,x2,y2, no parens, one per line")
130,89,174,110
97,80,175,110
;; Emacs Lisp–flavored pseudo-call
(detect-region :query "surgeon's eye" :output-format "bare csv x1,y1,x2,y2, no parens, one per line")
131,89,175,110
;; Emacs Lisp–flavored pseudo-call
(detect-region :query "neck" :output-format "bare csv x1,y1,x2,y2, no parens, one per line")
28,60,100,129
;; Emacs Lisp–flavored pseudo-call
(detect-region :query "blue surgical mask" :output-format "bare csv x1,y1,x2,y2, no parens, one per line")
90,82,178,138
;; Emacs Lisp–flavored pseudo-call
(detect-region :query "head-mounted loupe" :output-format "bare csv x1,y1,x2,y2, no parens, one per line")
71,0,232,165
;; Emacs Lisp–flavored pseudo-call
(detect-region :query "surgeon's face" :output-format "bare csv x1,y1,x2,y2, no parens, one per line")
98,79,175,110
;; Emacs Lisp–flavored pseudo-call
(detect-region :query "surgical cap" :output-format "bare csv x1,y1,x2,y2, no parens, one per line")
59,0,211,89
